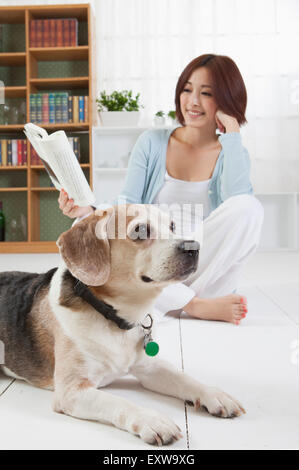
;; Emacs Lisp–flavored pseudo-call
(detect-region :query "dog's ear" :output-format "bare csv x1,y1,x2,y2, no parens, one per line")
56,207,114,286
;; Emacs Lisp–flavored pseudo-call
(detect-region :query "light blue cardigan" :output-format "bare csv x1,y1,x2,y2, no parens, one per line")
114,127,253,209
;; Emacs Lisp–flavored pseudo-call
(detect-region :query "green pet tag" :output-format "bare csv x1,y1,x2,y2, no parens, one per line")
141,314,159,357
144,335,159,357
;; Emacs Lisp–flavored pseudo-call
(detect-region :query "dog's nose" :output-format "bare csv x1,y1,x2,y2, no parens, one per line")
177,240,200,257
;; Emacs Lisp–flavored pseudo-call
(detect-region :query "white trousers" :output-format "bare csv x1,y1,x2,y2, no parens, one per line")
153,195,264,320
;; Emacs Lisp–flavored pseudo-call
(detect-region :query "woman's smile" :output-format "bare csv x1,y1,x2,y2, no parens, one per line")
187,110,206,118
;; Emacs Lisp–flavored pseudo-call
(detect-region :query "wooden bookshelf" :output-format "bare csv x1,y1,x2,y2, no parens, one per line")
0,4,96,253
30,77,89,88
0,86,27,98
29,46,89,61
0,52,26,66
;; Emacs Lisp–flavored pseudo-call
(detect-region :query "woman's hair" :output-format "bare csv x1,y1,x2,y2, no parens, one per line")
175,54,247,126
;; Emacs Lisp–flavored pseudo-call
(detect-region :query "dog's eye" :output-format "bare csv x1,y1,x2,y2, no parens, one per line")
170,221,176,233
130,223,151,241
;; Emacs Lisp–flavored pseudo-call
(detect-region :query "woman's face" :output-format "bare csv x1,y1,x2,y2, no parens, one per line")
180,67,218,129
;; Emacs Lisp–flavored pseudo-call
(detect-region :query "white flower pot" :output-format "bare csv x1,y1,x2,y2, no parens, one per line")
168,118,179,127
154,116,166,127
99,111,140,127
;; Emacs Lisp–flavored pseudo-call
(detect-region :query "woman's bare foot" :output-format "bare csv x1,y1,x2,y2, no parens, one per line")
184,294,247,325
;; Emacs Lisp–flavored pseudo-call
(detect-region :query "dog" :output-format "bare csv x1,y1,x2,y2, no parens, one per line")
0,204,245,445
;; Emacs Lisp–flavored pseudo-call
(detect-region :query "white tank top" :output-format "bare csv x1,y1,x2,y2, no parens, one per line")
153,170,211,240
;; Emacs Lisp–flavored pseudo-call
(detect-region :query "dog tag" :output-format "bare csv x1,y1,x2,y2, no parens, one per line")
144,333,159,357
141,314,159,357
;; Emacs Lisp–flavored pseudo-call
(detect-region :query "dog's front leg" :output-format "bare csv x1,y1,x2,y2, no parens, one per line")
131,357,245,418
53,380,182,445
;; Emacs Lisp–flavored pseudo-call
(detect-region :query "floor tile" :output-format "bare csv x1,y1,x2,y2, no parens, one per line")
180,320,299,449
257,283,299,326
0,254,60,273
243,252,299,284
236,285,292,326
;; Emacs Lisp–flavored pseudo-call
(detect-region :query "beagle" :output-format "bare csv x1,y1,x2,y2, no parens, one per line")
0,204,245,446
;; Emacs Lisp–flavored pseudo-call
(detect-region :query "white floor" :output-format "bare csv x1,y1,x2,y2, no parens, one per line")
0,251,299,450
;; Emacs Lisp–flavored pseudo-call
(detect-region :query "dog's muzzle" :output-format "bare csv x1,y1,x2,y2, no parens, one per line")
176,240,200,278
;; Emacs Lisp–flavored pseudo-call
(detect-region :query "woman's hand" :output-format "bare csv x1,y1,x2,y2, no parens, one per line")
215,110,240,133
58,189,94,219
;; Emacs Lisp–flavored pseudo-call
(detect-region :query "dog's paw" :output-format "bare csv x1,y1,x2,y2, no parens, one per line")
191,386,246,418
132,410,183,446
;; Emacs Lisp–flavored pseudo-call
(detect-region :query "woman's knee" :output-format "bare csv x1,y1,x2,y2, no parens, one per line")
222,194,264,223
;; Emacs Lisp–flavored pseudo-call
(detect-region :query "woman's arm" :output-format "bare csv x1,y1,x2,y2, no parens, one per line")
218,132,253,201
215,111,253,201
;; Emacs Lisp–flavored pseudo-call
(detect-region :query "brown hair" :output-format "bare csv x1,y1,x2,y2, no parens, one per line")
175,54,247,126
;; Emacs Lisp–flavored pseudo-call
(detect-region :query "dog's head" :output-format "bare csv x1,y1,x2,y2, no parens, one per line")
56,204,199,289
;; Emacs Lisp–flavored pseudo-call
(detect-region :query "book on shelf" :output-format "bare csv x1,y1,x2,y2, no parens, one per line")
84,96,89,122
49,93,55,123
29,18,78,48
79,96,84,123
68,96,73,123
42,93,49,124
0,139,27,166
29,93,88,125
36,19,43,48
67,137,81,162
24,123,94,207
12,140,17,166
36,93,42,123
55,93,62,123
0,25,3,53
7,140,11,165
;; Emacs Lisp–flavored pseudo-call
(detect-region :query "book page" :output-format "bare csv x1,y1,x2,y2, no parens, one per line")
42,131,95,206
24,124,63,190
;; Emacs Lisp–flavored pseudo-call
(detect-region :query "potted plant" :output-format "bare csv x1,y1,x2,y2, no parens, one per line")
96,90,142,127
167,110,177,126
154,110,165,127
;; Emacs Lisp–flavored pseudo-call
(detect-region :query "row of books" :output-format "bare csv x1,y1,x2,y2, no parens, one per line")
29,18,78,48
30,93,89,124
0,138,81,166
31,138,81,165
0,139,27,166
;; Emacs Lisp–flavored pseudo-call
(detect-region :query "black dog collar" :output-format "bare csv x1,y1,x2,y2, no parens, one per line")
73,279,135,331
70,274,158,355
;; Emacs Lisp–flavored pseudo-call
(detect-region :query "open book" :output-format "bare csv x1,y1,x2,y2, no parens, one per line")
24,123,96,207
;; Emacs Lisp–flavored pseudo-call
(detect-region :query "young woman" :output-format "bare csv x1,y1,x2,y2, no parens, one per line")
58,54,264,325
